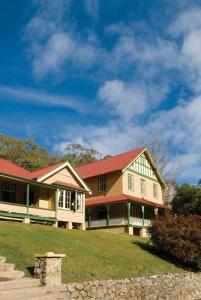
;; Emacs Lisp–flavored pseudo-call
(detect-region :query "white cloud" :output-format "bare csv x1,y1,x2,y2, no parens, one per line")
24,0,100,78
98,80,147,119
98,80,169,120
0,85,87,112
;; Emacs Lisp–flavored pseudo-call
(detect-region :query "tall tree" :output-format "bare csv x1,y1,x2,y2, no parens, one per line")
64,144,102,167
0,134,61,171
172,183,201,216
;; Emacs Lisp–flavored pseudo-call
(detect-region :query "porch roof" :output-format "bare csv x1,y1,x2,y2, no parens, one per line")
53,181,86,192
85,193,170,209
0,173,57,190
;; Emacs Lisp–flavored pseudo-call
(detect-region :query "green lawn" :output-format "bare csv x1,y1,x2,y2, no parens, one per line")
0,221,185,283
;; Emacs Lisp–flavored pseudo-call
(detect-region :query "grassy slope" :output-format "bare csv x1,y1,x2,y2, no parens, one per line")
0,221,185,283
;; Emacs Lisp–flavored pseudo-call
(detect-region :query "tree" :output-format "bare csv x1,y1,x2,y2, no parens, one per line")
172,183,201,216
64,144,102,167
0,134,61,171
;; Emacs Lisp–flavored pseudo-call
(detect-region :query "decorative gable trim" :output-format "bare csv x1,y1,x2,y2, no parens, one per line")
36,161,92,194
123,148,167,188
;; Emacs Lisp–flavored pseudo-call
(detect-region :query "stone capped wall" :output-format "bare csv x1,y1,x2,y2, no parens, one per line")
60,272,201,300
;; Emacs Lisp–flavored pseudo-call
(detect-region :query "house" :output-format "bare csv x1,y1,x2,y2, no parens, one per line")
0,158,91,229
76,147,169,237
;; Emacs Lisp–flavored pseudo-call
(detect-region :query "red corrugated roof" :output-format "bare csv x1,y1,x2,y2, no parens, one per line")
0,158,31,178
76,147,145,179
53,181,85,191
85,193,169,209
28,161,65,179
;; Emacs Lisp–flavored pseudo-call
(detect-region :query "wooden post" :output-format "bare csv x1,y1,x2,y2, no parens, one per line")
106,204,110,226
88,207,91,228
142,205,145,226
26,183,30,215
127,201,131,227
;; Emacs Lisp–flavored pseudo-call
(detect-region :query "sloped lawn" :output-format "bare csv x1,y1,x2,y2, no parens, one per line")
0,221,185,282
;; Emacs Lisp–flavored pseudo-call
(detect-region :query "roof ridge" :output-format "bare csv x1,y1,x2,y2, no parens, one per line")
77,147,146,169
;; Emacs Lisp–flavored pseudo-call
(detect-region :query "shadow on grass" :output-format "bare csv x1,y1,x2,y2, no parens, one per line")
132,240,193,272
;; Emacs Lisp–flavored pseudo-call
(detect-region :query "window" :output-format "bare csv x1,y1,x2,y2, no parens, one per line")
141,179,146,195
153,183,158,198
2,184,15,202
128,174,134,191
98,175,107,192
58,189,82,211
76,193,83,211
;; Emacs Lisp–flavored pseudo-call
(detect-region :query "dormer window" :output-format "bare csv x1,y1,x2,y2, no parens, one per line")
98,175,107,192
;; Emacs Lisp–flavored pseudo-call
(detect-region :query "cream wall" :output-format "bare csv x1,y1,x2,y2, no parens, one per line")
44,167,81,187
57,193,85,224
122,169,163,204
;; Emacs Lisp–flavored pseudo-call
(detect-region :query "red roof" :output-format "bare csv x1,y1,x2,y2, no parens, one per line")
86,193,169,209
0,158,31,178
0,159,66,181
76,147,145,179
53,181,85,191
28,161,65,179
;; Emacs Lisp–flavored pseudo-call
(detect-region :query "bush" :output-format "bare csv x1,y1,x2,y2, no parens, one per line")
149,215,201,270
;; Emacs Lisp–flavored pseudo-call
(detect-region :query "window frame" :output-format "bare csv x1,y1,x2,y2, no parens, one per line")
58,189,83,212
128,173,134,191
153,183,158,199
140,179,146,196
98,175,107,192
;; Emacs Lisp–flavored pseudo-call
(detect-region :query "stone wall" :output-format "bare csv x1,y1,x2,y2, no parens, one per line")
59,272,201,300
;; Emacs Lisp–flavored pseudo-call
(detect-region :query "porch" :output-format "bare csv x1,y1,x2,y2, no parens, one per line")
85,201,163,234
0,174,57,223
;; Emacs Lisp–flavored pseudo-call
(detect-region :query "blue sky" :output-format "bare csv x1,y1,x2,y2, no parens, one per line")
0,0,201,183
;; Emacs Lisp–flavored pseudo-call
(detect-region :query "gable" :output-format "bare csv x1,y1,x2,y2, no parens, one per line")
127,153,159,183
42,166,84,188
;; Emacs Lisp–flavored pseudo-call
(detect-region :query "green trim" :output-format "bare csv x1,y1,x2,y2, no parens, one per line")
106,204,110,226
0,211,56,222
142,205,145,226
26,183,30,214
0,173,57,190
88,207,91,228
127,168,159,183
127,201,131,227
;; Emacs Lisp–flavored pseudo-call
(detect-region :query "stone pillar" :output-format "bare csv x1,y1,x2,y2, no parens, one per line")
128,226,133,235
23,217,30,224
140,228,147,237
66,222,73,230
34,252,65,286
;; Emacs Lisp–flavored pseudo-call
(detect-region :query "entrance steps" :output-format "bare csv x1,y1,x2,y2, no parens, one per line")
0,256,69,299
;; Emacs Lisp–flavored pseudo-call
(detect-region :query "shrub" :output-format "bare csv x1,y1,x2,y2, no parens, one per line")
149,215,201,270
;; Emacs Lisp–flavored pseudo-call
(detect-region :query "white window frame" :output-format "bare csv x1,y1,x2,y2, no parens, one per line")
153,183,158,199
76,192,83,212
58,189,83,212
141,179,146,196
128,173,134,191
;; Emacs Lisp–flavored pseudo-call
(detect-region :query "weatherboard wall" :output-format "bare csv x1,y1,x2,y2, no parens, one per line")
85,171,122,199
123,169,163,205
